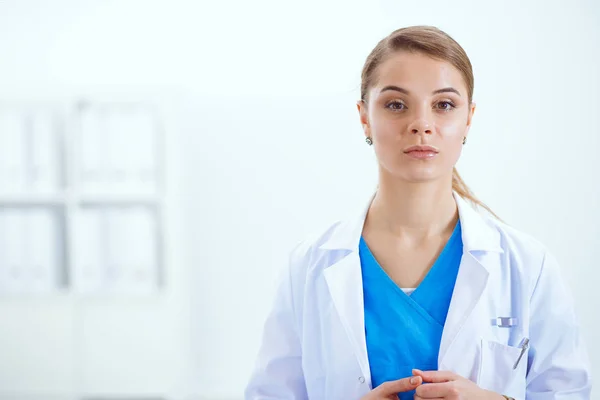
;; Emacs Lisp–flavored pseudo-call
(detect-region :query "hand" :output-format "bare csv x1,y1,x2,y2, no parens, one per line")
412,369,505,400
360,375,423,400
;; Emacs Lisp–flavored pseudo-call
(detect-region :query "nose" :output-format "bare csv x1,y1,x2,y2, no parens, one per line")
408,118,432,135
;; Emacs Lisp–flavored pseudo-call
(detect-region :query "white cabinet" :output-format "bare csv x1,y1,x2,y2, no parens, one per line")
0,101,165,295
0,100,174,400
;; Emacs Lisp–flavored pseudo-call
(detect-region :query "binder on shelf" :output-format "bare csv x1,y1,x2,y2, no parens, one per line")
27,111,61,193
0,209,26,293
105,206,158,294
73,207,106,293
0,212,7,291
24,208,61,292
125,110,158,192
0,207,63,294
79,109,107,194
0,111,27,194
125,206,158,293
105,207,126,290
105,111,129,188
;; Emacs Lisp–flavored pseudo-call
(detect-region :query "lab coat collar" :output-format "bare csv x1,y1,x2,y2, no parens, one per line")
319,191,504,255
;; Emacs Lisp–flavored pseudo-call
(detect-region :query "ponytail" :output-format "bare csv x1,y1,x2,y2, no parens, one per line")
452,167,501,221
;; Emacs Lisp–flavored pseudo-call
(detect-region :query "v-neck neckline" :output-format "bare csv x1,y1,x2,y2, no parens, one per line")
360,220,461,300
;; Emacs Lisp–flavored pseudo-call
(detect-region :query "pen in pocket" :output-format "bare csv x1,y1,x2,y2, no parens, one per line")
513,337,529,370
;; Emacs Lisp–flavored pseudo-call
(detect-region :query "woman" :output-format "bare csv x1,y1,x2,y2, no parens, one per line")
245,26,591,399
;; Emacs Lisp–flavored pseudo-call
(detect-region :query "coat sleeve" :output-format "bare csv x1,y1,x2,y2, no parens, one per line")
525,251,592,399
244,244,308,400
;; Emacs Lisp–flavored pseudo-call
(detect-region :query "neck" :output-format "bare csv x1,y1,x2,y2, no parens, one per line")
368,172,458,242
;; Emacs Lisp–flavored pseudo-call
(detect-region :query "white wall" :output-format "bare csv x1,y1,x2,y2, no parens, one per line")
0,1,598,399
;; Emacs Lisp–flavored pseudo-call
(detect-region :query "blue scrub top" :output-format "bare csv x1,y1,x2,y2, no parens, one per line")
360,221,463,400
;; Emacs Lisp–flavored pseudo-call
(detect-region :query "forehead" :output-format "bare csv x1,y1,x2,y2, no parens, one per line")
372,51,467,95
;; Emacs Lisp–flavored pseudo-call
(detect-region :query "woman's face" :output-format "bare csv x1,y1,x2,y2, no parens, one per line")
358,51,475,184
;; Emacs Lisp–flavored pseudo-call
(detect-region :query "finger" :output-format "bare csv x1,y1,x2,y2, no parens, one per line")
412,369,459,383
375,375,422,395
414,395,443,400
415,382,454,398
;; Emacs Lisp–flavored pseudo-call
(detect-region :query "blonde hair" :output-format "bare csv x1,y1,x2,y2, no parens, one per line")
361,25,500,220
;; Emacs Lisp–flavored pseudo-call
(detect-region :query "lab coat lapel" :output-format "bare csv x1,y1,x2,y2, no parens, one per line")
321,195,373,384
323,251,371,383
438,251,489,367
438,194,504,368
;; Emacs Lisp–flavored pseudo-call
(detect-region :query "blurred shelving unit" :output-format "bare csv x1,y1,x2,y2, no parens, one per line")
0,99,166,296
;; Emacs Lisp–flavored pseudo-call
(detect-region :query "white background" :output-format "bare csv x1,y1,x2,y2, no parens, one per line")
0,1,598,399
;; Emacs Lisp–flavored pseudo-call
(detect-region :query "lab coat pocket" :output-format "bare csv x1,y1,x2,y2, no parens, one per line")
478,338,528,398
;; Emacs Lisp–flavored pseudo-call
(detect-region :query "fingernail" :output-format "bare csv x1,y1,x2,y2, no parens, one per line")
410,377,418,384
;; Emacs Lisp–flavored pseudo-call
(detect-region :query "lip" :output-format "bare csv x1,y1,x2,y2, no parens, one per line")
403,145,439,153
403,145,439,160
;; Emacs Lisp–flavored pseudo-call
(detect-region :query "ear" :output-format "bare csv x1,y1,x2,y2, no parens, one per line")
465,102,476,137
357,99,371,138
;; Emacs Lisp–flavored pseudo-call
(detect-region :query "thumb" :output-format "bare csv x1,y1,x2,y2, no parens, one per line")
374,375,422,395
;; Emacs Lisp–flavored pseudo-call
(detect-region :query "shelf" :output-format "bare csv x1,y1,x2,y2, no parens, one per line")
0,289,164,302
0,193,162,206
77,193,162,206
0,193,66,205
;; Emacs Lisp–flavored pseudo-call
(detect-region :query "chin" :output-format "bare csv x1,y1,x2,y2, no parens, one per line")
380,161,449,184
390,166,441,183
401,174,439,183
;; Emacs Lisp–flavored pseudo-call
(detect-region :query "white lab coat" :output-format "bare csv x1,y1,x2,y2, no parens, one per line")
245,193,592,399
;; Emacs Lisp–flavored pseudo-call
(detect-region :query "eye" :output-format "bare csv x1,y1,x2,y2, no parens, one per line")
435,101,456,111
385,100,406,111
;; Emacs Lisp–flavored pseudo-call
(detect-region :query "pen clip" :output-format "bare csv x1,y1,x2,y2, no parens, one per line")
513,337,529,370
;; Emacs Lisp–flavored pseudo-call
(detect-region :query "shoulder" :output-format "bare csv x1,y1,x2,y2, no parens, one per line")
283,219,351,319
479,212,556,292
489,216,548,261
288,219,349,268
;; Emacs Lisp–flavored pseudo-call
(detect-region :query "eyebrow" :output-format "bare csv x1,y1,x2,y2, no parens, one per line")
380,85,461,96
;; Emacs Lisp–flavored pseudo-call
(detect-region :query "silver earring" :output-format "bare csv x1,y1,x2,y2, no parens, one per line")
365,137,373,146
462,136,467,145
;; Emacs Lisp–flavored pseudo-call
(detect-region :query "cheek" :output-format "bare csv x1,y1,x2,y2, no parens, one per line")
437,119,467,165
436,118,466,139
370,115,396,134
369,108,401,132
